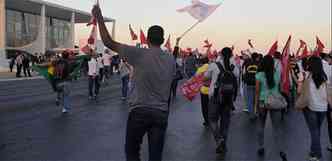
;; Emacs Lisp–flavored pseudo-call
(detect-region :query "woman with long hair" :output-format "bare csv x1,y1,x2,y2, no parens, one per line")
302,56,328,161
255,55,287,161
205,47,238,155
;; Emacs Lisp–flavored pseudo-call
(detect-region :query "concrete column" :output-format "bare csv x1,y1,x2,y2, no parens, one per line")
40,5,46,54
111,20,116,40
70,12,75,48
0,0,7,71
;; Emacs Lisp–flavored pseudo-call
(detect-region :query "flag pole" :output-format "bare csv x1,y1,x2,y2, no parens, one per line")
179,21,200,39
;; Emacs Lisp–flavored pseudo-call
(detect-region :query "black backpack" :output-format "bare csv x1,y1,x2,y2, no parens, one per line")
214,62,237,104
243,61,258,85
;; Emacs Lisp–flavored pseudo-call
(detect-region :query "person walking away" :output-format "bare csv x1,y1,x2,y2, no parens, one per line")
197,57,210,127
112,54,120,75
170,38,183,100
9,57,15,72
119,57,132,100
255,55,288,160
54,51,72,113
97,53,104,82
93,5,176,161
103,49,112,82
299,56,330,161
204,47,239,155
243,53,259,120
88,52,100,100
321,53,332,153
15,52,23,77
185,52,197,78
23,54,32,77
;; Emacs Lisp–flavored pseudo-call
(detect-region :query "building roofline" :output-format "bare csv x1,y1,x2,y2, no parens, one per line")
27,0,115,22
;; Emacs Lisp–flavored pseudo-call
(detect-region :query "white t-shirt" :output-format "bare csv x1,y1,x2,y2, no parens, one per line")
102,54,112,66
88,58,99,76
308,76,328,112
205,58,239,98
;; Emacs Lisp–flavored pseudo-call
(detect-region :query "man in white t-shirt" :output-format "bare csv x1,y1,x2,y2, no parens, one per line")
88,53,100,100
103,49,112,81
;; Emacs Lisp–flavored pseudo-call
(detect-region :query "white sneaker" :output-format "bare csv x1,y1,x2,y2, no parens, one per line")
62,108,68,114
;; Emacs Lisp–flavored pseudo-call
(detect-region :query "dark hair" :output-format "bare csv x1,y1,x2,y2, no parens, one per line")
320,52,327,59
221,47,233,71
308,56,327,89
251,52,259,62
274,52,282,60
62,51,69,59
201,57,209,64
262,55,275,89
147,25,164,46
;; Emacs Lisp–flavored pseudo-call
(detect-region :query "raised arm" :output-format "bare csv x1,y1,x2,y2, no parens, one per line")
92,5,122,53
173,37,181,59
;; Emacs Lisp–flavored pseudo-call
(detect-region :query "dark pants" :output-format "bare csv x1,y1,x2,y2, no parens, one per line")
328,106,332,146
170,79,178,99
99,68,104,82
200,93,209,124
208,99,232,146
122,75,130,98
104,66,110,80
125,108,168,161
16,64,22,77
303,108,326,158
23,65,31,77
257,106,285,152
88,76,100,97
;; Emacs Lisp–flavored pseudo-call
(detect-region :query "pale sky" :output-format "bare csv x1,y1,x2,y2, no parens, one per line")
46,0,331,54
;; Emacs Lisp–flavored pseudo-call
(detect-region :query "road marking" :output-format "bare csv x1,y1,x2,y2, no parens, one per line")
0,76,43,82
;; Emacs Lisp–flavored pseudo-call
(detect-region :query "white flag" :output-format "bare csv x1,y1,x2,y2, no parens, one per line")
177,0,221,22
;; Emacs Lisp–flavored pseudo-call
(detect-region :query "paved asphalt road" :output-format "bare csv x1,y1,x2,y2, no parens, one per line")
0,76,330,161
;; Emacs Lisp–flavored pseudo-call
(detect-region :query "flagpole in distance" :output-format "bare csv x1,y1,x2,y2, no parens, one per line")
179,21,201,39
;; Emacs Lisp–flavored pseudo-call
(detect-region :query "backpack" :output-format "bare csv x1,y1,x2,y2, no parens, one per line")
214,62,237,104
243,61,258,85
54,59,69,81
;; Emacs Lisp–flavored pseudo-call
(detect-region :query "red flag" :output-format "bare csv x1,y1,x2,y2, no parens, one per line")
267,41,278,56
314,36,325,56
301,45,309,58
203,39,212,48
248,39,254,48
281,35,292,95
295,40,306,58
129,24,138,41
164,35,172,52
140,29,147,44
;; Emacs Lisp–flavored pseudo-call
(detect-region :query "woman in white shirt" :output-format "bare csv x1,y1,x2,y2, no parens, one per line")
302,56,329,161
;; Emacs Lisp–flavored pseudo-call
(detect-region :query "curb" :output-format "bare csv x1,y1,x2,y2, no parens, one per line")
0,76,43,82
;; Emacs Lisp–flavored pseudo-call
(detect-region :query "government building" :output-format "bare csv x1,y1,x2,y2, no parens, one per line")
0,0,115,71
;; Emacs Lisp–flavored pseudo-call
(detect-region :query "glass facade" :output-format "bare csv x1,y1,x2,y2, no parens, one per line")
46,17,71,49
6,9,40,47
5,9,71,49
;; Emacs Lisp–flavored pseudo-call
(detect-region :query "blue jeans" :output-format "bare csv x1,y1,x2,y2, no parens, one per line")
245,85,256,113
122,75,130,98
88,76,100,97
303,108,326,158
125,108,168,161
57,81,70,110
328,106,332,145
